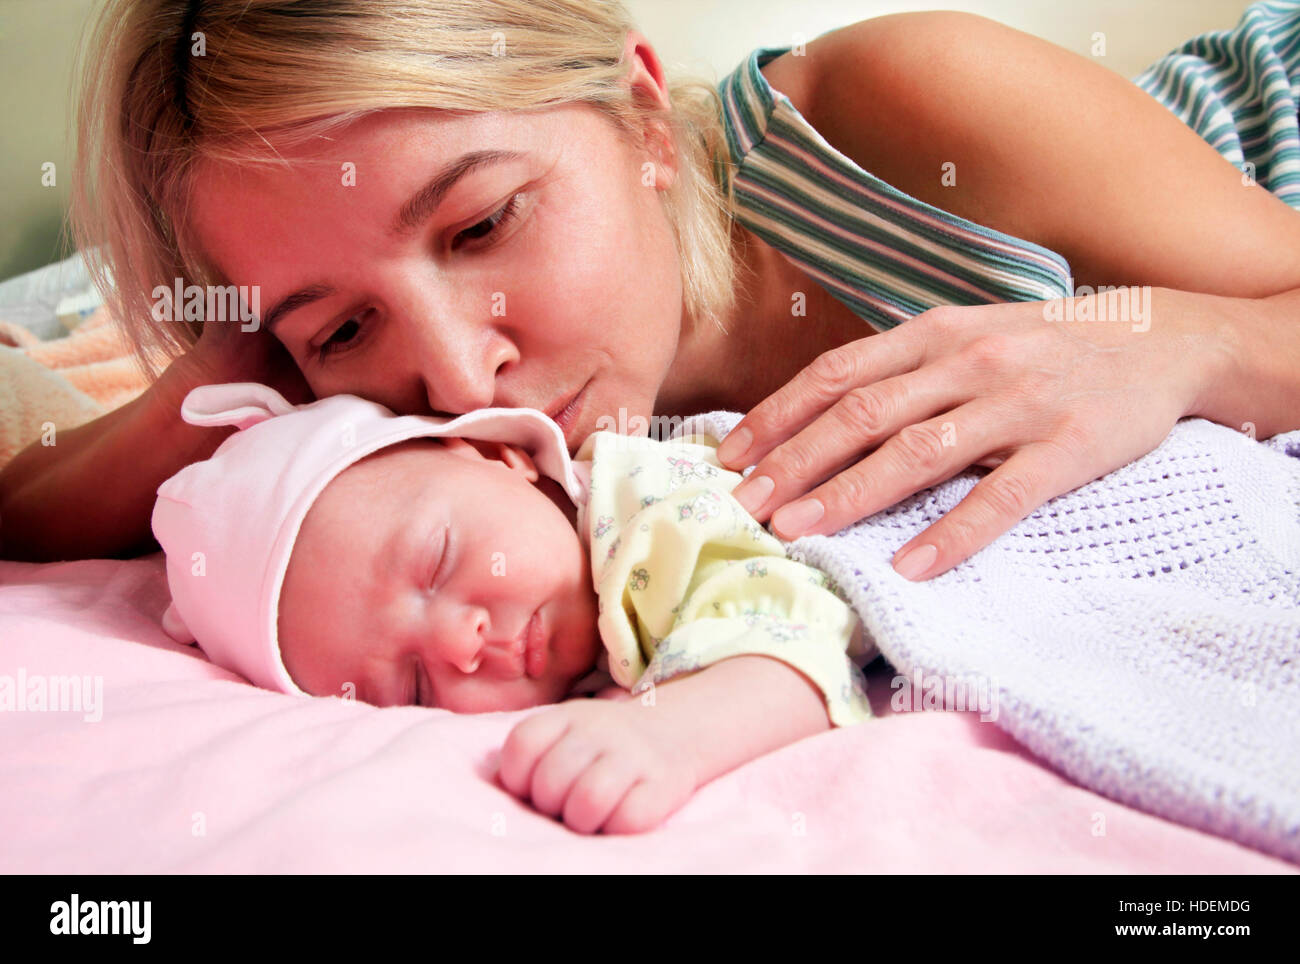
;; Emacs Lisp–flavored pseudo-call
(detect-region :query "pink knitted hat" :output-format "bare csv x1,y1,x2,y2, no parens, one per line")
151,382,583,696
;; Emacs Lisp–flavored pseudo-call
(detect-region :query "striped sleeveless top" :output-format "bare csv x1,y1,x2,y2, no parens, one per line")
717,0,1300,333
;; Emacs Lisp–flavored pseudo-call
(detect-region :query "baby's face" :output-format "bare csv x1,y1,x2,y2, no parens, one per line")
278,436,601,711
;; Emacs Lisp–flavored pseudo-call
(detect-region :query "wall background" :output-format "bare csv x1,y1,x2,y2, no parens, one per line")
0,0,1254,282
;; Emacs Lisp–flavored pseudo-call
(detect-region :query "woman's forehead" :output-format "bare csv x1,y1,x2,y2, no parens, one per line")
203,104,566,171
184,103,591,276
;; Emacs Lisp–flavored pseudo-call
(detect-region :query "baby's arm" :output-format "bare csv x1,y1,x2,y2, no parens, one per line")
497,652,830,836
507,431,865,833
635,651,833,779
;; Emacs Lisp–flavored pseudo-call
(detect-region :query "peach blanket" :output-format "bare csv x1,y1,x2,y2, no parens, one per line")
0,306,148,467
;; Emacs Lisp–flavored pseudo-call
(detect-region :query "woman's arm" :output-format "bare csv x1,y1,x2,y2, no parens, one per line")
0,386,230,561
1188,285,1300,441
800,10,1300,298
0,321,311,562
717,11,1300,580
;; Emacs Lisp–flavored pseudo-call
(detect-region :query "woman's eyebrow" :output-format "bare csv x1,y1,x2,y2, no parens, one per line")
389,148,527,239
261,149,526,333
263,283,335,334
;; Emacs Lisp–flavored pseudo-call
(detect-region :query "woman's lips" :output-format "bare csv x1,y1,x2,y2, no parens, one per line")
525,609,548,679
547,381,589,447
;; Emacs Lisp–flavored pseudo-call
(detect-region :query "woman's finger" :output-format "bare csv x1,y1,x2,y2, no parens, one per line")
764,400,1024,540
730,354,977,521
886,439,1090,581
715,323,927,469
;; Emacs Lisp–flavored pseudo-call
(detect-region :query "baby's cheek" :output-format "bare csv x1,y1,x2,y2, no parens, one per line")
275,597,327,698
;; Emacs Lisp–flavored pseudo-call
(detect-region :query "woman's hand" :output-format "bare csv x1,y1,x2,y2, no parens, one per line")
717,287,1239,581
498,698,697,835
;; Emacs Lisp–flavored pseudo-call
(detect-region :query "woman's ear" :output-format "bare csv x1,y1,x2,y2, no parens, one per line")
620,29,678,190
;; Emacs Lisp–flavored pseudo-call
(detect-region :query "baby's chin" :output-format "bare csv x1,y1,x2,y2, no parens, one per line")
450,680,576,714
535,664,596,707
514,646,601,710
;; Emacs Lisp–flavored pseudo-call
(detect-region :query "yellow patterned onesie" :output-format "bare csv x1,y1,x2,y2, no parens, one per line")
572,430,876,727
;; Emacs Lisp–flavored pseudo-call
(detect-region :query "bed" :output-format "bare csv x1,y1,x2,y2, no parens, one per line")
1,254,1294,873
3,552,1294,873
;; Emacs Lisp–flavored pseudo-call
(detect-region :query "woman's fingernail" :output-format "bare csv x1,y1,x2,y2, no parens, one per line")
772,498,824,539
734,474,774,514
893,543,938,580
717,426,752,465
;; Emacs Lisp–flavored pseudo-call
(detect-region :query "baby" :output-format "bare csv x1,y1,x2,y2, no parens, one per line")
153,383,876,834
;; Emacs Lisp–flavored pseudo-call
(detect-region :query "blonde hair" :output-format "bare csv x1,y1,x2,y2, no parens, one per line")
67,0,747,378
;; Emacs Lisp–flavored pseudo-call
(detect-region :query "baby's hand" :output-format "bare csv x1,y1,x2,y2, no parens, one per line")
498,699,697,835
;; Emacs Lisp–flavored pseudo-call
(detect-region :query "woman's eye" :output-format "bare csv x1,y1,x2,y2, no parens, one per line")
316,312,370,361
451,194,523,251
311,196,523,364
322,318,360,351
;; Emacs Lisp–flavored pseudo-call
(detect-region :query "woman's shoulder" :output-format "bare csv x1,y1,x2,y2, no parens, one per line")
755,10,1008,162
773,7,1300,293
751,10,1139,265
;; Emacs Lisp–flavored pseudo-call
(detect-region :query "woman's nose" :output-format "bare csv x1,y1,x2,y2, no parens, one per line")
405,300,520,416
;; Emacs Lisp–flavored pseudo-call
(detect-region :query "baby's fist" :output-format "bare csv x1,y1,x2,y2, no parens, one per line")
498,699,697,834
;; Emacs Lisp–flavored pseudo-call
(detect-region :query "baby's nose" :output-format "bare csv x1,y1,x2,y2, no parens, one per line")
452,650,484,675
433,607,490,675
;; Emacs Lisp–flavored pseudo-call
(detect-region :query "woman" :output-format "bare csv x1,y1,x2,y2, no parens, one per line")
3,0,1299,579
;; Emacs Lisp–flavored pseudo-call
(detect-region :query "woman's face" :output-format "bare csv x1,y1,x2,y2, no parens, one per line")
188,54,686,452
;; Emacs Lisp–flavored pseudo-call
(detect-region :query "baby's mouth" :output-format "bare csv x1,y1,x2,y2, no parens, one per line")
523,608,548,679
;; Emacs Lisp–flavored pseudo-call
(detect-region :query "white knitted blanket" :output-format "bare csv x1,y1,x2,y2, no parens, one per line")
676,412,1300,864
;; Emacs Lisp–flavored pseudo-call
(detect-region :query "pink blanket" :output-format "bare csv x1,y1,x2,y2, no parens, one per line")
0,556,1291,873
